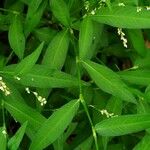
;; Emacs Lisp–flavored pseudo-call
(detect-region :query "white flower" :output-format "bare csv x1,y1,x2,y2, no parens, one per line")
14,76,21,81
118,3,125,7
146,6,150,10
2,128,7,138
25,87,30,94
0,77,11,96
100,109,115,118
117,28,128,48
137,7,142,12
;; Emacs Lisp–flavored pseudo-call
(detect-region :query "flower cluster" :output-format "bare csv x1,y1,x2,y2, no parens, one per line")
100,109,115,118
100,109,118,118
25,87,47,106
117,28,128,48
0,77,10,96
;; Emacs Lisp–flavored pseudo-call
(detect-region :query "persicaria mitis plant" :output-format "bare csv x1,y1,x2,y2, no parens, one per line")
1,0,150,150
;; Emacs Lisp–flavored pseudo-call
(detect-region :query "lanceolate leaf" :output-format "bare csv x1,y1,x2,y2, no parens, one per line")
79,17,94,59
119,70,150,86
42,29,69,70
29,99,80,150
1,65,85,88
24,0,47,37
82,60,136,103
14,42,44,76
50,0,71,26
90,6,150,28
95,114,150,136
4,94,46,138
8,15,25,59
8,121,28,150
127,29,146,57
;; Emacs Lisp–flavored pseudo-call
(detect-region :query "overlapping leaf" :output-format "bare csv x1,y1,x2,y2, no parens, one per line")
82,60,136,103
91,6,150,28
8,15,25,59
29,99,80,150
95,114,150,136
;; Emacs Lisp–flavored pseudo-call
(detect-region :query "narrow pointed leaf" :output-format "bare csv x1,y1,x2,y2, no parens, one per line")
14,42,44,76
24,0,47,36
90,6,150,28
79,17,94,59
42,30,69,70
30,99,80,150
50,0,71,26
4,90,46,138
8,121,28,150
82,60,136,103
95,114,150,136
119,70,150,86
8,15,25,59
1,65,84,88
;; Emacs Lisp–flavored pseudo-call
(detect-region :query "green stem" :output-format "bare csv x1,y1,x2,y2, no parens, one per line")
0,8,20,15
76,58,99,150
1,99,6,128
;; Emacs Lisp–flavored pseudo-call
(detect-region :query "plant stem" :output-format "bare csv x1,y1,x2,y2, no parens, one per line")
76,57,99,150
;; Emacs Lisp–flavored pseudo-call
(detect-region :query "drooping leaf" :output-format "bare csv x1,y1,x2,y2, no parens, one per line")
127,29,146,57
90,6,150,28
14,42,44,76
79,17,94,59
29,99,80,150
50,0,71,26
8,121,28,150
0,127,7,150
8,15,25,59
42,29,69,70
95,114,150,136
82,59,136,103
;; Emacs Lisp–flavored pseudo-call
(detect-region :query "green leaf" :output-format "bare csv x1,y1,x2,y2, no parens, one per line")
74,136,93,150
29,99,80,150
82,60,136,103
4,92,46,138
0,127,7,150
8,15,25,59
2,65,83,88
119,69,150,86
33,27,57,44
14,42,44,76
91,6,150,28
8,121,28,150
127,29,146,57
79,17,94,59
24,0,47,37
42,29,69,70
95,114,150,136
133,134,150,150
50,0,71,26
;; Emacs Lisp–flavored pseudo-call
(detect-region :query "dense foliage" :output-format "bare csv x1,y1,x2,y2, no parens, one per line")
1,0,150,149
